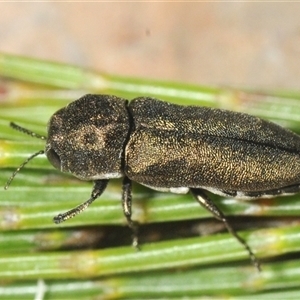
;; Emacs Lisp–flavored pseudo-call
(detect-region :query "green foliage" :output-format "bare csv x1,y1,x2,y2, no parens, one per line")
1,53,300,299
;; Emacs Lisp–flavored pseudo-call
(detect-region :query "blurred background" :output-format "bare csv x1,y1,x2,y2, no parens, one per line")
0,2,299,90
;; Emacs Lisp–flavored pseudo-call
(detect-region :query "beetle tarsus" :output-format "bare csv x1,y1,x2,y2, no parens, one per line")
53,179,109,224
122,176,140,249
222,216,261,272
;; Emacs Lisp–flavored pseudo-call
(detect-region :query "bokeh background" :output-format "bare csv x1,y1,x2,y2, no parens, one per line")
0,2,299,90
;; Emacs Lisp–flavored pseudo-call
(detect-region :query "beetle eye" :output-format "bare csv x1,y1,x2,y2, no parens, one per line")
46,148,61,170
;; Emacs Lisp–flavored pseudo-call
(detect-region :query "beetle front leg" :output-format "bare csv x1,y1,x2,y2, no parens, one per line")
54,179,109,223
122,176,139,249
190,188,261,271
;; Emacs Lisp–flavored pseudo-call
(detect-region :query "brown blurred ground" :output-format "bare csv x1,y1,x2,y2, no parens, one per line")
0,2,300,89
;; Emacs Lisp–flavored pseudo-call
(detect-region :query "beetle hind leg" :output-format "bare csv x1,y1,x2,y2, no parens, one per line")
263,184,300,197
190,188,261,271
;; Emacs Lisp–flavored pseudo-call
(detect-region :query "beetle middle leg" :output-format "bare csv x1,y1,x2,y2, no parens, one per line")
190,188,261,271
122,176,139,249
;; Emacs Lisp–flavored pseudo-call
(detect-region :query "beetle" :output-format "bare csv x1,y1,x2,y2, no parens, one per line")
5,94,300,271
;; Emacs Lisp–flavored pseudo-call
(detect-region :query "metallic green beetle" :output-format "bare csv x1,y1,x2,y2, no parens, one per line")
6,94,300,271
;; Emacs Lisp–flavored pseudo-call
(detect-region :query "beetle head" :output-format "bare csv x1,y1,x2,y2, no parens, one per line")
45,94,130,180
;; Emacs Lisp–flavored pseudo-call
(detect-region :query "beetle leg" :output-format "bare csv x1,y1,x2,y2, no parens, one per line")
53,179,109,224
190,188,261,271
122,176,139,249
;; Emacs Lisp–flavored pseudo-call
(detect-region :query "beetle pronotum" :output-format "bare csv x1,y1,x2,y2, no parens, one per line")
6,94,300,271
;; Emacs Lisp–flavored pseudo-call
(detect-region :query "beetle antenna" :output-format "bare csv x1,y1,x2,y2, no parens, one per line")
4,150,45,190
4,122,46,190
9,122,47,140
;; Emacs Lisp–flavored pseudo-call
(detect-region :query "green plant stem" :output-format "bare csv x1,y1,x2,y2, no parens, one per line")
1,253,300,299
0,225,299,280
1,53,300,130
